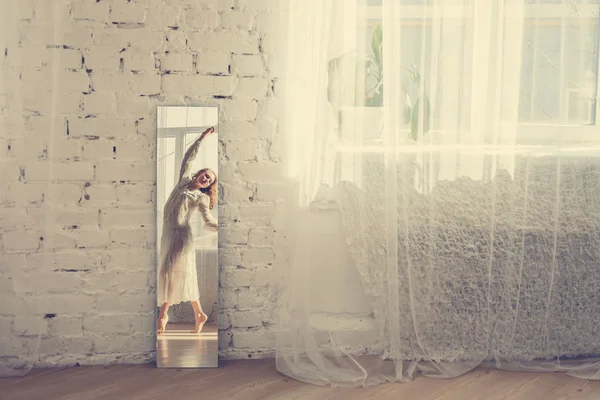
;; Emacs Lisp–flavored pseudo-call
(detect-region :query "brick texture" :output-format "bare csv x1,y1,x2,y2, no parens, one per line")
0,0,285,370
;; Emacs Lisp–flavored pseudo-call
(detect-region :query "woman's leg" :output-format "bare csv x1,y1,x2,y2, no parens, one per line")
157,235,184,335
190,300,207,333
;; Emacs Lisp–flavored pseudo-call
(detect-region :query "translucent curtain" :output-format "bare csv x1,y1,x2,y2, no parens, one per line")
281,0,362,206
277,0,600,387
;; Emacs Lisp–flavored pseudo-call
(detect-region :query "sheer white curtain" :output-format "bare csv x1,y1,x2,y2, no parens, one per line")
277,0,600,387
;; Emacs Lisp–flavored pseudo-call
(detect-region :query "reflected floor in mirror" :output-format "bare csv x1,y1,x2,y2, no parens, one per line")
156,323,218,368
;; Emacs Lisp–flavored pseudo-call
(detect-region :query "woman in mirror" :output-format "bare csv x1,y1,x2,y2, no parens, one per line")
157,127,219,335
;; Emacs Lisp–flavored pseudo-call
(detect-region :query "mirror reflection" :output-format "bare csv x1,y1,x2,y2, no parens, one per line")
156,106,219,368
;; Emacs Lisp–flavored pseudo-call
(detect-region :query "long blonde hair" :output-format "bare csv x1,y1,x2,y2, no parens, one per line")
194,168,218,209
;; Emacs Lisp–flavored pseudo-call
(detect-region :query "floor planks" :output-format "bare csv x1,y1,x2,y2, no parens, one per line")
2,359,600,400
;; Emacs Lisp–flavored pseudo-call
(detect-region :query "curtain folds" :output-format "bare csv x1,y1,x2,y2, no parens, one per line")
277,0,600,387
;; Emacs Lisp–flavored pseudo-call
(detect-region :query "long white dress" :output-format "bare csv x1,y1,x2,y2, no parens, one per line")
157,138,218,306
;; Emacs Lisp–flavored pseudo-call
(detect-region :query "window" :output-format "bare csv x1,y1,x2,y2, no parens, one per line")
282,1,600,203
330,1,600,193
358,0,600,143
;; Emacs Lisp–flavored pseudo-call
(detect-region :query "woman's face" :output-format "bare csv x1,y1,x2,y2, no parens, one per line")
191,170,215,190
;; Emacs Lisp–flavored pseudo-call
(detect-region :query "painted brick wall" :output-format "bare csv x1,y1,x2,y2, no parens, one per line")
0,0,286,371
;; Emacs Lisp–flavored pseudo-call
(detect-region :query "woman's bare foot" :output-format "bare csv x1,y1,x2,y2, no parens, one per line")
192,312,207,333
157,314,169,335
157,303,170,335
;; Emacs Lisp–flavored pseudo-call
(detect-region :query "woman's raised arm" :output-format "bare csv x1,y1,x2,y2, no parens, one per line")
178,127,214,182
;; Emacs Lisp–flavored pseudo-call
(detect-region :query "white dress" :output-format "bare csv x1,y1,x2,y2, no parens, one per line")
157,138,218,306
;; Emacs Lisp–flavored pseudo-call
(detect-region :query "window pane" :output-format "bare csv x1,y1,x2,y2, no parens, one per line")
165,137,175,195
157,136,176,252
519,11,600,124
361,2,600,127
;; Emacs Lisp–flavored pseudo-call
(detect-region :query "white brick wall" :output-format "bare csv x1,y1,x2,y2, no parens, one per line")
0,0,286,371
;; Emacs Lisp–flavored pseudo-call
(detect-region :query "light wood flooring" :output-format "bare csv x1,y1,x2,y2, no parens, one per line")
2,359,600,400
156,322,218,368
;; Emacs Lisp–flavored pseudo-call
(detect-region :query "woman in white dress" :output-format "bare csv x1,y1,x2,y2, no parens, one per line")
157,127,218,335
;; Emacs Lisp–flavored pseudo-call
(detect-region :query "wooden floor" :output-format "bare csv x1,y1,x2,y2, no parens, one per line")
156,322,218,368
2,359,600,400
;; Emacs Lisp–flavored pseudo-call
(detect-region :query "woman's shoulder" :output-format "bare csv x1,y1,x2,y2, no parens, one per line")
183,189,209,202
197,192,210,204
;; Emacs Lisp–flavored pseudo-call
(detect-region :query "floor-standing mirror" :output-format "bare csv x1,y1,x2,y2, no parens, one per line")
156,106,219,368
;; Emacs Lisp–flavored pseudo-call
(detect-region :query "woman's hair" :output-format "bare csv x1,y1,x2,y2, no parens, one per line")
195,168,218,209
